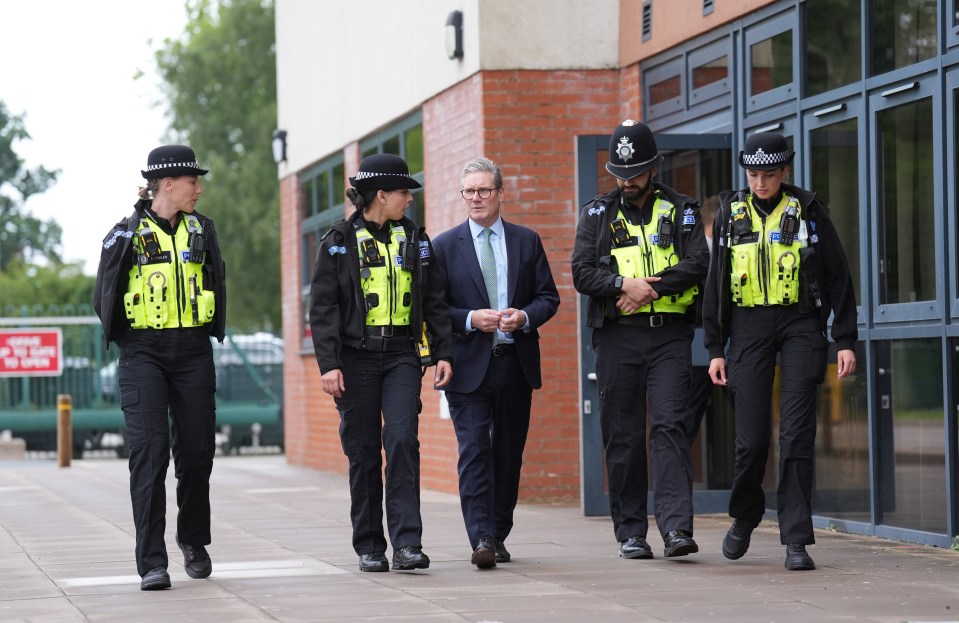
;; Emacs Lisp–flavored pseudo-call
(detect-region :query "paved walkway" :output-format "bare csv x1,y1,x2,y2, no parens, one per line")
2,455,958,622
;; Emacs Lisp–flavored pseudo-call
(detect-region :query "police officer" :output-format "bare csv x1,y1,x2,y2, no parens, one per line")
572,120,709,560
702,132,858,571
93,145,226,591
309,153,453,573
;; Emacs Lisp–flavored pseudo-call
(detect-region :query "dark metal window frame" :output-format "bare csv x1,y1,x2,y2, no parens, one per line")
947,68,959,319
743,10,798,113
801,96,867,327
868,74,943,323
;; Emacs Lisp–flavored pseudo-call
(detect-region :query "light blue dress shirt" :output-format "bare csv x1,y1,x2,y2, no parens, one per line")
465,218,528,342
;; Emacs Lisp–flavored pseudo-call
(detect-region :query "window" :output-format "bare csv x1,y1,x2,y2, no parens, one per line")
703,0,714,16
813,342,869,522
299,154,346,343
689,38,730,109
876,95,935,305
870,0,937,76
644,58,684,120
809,113,861,306
360,114,425,225
750,30,792,96
805,0,861,96
744,12,796,111
875,339,946,534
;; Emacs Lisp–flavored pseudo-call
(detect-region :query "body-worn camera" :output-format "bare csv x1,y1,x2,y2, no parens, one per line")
609,219,635,247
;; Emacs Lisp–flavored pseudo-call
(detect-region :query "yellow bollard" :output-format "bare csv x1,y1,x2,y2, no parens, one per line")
57,394,72,467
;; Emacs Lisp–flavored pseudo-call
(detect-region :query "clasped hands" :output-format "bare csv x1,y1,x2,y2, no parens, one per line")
616,276,661,315
472,307,526,334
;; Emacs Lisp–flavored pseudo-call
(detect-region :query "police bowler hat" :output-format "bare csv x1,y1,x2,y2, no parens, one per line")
738,132,795,171
606,119,665,180
349,153,422,191
141,145,209,179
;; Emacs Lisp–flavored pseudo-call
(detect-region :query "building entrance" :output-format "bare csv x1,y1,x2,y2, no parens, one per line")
575,133,734,516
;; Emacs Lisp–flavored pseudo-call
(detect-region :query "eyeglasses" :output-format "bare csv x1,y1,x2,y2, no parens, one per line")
460,187,498,200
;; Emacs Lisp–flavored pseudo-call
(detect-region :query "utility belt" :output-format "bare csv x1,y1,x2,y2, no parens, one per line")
616,312,686,328
362,325,412,352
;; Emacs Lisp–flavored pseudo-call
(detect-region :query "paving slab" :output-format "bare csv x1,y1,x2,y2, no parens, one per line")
1,456,959,623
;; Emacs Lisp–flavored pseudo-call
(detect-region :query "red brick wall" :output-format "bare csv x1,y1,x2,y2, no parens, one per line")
281,67,623,503
476,69,619,501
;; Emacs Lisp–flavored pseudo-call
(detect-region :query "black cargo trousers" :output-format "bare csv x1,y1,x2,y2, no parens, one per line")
117,327,216,576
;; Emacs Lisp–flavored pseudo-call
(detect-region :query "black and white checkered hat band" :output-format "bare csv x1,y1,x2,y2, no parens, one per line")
146,161,203,172
354,171,411,180
741,148,789,167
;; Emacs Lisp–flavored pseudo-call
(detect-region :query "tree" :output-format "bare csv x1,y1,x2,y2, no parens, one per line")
0,102,61,272
0,260,94,316
154,0,279,332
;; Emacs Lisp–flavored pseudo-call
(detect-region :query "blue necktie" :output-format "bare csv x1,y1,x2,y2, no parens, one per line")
480,228,498,308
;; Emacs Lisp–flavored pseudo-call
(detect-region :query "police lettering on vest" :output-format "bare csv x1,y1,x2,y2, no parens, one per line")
727,193,807,307
124,214,215,329
609,195,698,314
356,223,414,327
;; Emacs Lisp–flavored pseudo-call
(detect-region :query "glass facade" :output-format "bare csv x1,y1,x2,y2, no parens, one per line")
640,0,959,546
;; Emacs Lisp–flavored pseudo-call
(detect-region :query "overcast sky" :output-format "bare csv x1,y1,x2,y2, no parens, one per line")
1,0,189,275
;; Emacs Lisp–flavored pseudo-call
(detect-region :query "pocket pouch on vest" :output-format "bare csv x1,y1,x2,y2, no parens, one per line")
123,292,148,329
197,291,216,323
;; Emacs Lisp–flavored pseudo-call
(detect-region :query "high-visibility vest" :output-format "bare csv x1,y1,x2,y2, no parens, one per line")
124,213,215,329
609,197,698,314
356,223,413,326
728,193,807,307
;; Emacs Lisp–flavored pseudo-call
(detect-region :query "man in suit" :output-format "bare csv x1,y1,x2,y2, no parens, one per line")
432,157,560,569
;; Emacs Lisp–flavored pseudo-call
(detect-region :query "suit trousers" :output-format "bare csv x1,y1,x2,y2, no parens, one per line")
334,346,423,555
593,320,694,542
725,304,828,544
117,327,216,577
446,347,532,548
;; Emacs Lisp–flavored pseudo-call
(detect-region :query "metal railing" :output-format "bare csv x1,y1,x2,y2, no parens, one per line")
0,306,283,455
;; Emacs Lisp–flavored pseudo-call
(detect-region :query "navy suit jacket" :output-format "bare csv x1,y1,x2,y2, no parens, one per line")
432,219,560,394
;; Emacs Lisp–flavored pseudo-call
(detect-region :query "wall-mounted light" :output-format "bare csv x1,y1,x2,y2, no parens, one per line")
272,129,287,164
445,10,463,60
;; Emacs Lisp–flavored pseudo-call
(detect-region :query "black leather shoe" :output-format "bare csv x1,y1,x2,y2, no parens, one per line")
392,545,430,570
722,519,759,560
471,536,496,569
785,544,816,570
494,538,511,563
663,530,699,558
140,567,171,591
177,535,212,579
358,552,389,572
618,535,653,559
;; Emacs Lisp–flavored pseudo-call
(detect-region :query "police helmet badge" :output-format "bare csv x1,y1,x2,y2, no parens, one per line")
616,136,635,163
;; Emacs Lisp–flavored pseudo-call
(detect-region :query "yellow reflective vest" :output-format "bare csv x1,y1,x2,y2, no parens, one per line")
609,197,698,314
356,223,413,326
124,214,215,329
728,193,807,307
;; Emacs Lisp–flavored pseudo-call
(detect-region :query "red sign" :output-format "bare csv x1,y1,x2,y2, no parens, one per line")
0,328,63,377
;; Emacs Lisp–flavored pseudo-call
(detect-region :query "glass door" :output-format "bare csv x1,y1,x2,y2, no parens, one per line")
575,132,733,516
